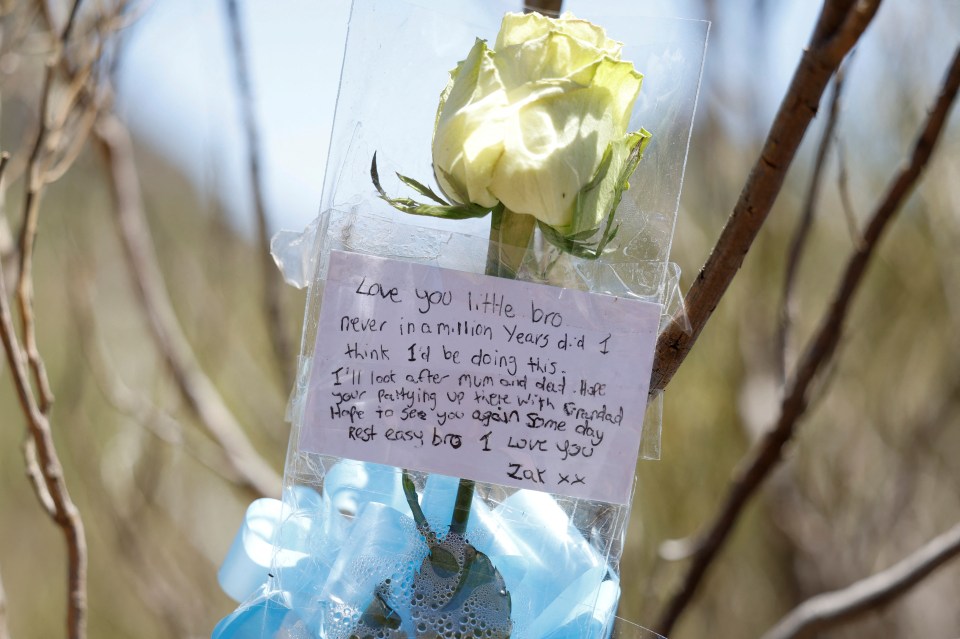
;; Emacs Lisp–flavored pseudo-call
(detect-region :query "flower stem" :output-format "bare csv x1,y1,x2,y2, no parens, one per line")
449,479,476,536
402,470,431,534
486,207,537,279
447,208,536,535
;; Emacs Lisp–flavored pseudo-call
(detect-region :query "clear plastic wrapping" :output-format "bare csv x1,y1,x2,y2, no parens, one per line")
214,2,706,637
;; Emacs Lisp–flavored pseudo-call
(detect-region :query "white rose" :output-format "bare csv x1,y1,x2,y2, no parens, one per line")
432,12,649,235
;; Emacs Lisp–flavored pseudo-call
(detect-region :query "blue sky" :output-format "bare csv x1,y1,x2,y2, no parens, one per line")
114,0,959,234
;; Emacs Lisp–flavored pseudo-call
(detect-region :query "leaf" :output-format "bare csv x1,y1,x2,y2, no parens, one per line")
371,154,495,221
410,534,513,639
349,583,409,639
401,472,512,638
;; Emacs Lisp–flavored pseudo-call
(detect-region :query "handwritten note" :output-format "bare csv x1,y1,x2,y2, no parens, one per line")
301,251,661,505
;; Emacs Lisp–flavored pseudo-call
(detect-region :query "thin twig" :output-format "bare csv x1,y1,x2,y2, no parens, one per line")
759,521,960,639
68,408,211,638
0,198,88,639
2,34,92,629
655,44,960,636
775,63,847,382
15,60,58,415
524,0,562,16
650,0,881,394
69,265,246,486
0,215,11,269
22,437,57,517
15,0,86,417
93,113,282,499
39,0,278,501
44,103,100,183
834,134,863,247
222,0,294,391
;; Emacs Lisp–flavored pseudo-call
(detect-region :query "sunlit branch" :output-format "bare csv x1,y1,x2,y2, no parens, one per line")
0,203,89,639
759,521,960,639
1,3,91,634
15,60,57,416
15,0,89,418
650,0,881,394
655,42,960,636
93,114,282,500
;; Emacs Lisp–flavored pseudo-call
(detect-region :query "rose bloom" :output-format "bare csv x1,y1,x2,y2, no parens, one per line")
432,11,645,234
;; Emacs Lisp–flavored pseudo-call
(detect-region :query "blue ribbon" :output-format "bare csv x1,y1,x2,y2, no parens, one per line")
213,462,621,638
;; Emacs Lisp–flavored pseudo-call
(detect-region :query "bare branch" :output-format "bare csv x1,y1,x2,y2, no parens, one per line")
44,101,100,184
834,134,862,247
15,60,58,415
1,13,95,626
760,521,960,639
67,403,213,638
655,44,960,636
22,437,57,518
69,266,246,486
650,0,881,394
92,114,282,500
35,4,274,500
14,0,95,417
775,63,848,382
0,215,11,270
222,0,294,391
524,0,562,16
0,198,88,639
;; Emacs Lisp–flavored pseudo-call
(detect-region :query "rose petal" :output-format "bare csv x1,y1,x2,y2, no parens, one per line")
433,39,506,207
496,12,622,58
488,60,640,226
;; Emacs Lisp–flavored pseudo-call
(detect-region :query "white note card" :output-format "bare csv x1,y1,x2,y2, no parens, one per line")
301,250,661,505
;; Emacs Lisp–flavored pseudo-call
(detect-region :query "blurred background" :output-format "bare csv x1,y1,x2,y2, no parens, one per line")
1,0,959,638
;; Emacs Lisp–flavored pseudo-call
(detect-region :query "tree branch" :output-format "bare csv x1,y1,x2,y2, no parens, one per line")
15,60,58,415
0,184,88,639
34,0,279,498
92,113,282,500
69,266,245,487
760,521,960,639
655,43,960,636
775,63,847,382
22,436,57,518
524,0,562,17
222,0,294,391
834,133,863,247
650,0,881,394
14,0,86,416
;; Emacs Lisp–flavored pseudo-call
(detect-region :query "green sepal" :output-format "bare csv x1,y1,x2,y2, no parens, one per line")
396,173,450,206
538,217,621,260
539,128,651,260
371,153,495,220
